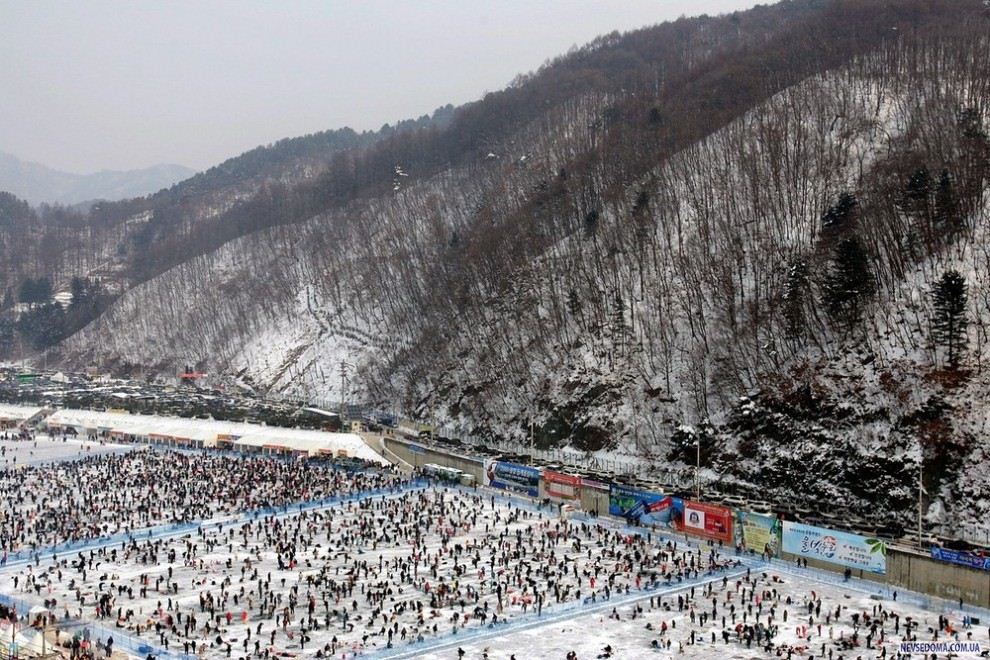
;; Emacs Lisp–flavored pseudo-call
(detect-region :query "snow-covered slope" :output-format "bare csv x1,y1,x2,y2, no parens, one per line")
62,33,990,537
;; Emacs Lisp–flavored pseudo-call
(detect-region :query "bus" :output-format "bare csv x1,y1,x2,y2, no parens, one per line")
423,463,466,484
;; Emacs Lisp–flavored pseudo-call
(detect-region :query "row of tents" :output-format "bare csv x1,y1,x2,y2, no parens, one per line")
37,407,389,465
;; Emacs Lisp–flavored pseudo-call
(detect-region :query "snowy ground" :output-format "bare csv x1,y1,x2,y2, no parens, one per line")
0,444,402,555
0,434,134,468
412,565,990,659
3,486,733,659
2,441,987,660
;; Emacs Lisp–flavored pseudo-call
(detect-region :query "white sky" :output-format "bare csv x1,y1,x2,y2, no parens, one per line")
0,0,759,173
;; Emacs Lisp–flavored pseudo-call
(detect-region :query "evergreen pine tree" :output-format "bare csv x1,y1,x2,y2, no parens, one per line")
933,169,961,232
904,167,932,207
583,210,599,238
931,270,968,368
823,236,875,329
610,293,630,354
821,192,858,235
566,289,582,317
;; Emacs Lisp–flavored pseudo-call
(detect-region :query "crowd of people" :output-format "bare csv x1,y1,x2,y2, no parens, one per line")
443,568,990,659
4,487,739,658
0,432,986,660
0,447,404,555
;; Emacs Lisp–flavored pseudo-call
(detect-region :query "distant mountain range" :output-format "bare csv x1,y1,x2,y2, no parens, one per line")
0,150,195,206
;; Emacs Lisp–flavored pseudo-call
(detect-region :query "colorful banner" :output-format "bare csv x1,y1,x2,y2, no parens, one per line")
679,500,733,544
544,470,581,500
735,511,782,557
782,521,887,574
609,484,679,527
486,460,541,497
930,547,990,571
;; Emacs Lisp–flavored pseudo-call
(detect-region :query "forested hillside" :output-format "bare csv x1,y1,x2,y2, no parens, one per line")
18,0,990,538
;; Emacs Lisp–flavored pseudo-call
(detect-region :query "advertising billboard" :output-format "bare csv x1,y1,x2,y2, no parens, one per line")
782,521,887,574
679,500,734,544
486,460,541,497
735,511,782,557
930,547,990,571
544,470,581,500
609,484,680,527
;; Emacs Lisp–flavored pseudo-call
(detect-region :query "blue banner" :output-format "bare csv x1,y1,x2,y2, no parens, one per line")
782,521,886,574
930,547,990,571
608,484,679,527
486,460,540,497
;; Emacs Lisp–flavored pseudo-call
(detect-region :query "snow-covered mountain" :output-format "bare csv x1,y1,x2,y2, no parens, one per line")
0,150,194,206
25,0,990,539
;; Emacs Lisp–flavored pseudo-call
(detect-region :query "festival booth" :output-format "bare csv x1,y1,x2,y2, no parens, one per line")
234,428,387,464
109,429,134,443
233,435,307,458
41,408,388,464
232,435,281,455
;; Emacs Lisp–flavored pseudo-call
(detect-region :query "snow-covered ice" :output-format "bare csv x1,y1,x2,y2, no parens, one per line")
1,443,987,660
0,434,133,468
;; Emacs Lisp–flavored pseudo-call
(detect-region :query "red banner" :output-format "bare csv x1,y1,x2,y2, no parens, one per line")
544,470,581,499
678,500,733,543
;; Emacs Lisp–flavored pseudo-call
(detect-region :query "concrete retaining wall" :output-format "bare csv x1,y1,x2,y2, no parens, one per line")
781,545,990,609
581,487,611,516
383,436,485,483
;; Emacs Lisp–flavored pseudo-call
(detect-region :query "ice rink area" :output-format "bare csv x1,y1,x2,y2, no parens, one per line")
0,434,134,467
413,564,990,659
2,483,740,658
0,444,403,556
0,437,987,660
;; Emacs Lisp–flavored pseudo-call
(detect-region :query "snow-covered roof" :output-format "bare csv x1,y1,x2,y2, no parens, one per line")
234,430,382,462
43,408,387,464
0,403,43,421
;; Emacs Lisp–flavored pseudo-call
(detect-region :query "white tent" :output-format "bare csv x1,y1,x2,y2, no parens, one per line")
0,403,43,423
43,408,388,464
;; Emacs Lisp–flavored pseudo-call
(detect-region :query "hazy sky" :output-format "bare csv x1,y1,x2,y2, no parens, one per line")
2,0,758,174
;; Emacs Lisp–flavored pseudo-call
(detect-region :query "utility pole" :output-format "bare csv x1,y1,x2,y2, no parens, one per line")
338,362,349,422
529,419,534,464
918,455,924,548
695,438,701,500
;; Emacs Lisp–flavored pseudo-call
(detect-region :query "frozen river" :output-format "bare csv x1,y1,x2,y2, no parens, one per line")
0,433,134,467
0,439,986,660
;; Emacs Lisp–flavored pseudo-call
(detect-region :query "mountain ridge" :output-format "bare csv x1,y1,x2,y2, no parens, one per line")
0,150,195,206
5,0,990,540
